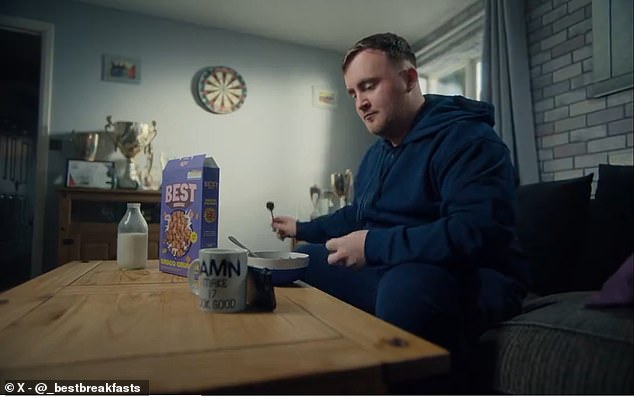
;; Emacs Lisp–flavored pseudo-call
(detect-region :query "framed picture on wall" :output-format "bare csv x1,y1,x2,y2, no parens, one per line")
102,54,141,84
312,86,337,109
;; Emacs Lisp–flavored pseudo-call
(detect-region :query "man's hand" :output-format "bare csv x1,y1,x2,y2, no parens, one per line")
272,216,297,240
325,230,368,269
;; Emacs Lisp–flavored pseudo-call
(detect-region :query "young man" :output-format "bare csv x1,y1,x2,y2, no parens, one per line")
272,33,527,381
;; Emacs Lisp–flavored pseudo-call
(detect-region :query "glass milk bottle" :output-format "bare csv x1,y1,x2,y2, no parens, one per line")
117,202,148,270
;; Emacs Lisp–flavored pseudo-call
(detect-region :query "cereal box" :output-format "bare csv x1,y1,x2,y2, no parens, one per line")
159,154,219,276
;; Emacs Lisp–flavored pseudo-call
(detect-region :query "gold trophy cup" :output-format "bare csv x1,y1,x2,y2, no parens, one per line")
105,115,157,189
330,169,354,208
70,130,100,161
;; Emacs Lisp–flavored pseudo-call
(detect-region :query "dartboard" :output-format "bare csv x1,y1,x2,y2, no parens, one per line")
195,66,247,114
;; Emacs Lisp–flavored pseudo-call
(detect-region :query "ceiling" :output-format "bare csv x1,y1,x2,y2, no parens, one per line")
77,0,477,53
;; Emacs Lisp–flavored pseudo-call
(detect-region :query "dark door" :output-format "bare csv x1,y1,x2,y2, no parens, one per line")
0,28,40,291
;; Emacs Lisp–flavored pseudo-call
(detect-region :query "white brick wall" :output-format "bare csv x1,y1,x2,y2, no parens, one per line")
526,0,634,182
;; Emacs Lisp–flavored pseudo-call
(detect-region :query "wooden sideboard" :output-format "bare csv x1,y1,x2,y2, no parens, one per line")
57,188,161,266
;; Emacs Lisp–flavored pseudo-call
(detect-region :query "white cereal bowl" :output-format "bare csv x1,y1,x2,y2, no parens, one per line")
247,251,309,286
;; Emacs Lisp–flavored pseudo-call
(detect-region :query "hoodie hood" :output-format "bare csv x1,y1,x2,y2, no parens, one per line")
400,94,495,145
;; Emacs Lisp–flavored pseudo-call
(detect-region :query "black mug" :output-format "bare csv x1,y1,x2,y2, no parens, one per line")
246,266,276,312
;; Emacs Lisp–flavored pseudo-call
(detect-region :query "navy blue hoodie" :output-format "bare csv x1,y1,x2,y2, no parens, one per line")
297,94,522,278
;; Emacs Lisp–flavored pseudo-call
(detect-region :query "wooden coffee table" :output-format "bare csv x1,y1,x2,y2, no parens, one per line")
0,260,449,394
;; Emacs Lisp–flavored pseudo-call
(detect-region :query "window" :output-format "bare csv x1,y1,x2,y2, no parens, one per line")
414,3,484,100
418,76,428,94
591,0,633,97
421,59,482,100
434,67,466,96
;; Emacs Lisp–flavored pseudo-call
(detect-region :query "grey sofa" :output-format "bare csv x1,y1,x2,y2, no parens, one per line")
476,164,633,394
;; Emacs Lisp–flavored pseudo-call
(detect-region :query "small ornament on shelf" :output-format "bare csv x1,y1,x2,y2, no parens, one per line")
309,185,321,220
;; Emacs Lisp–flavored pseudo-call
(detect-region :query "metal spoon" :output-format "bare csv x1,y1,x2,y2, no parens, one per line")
227,235,261,258
266,201,275,231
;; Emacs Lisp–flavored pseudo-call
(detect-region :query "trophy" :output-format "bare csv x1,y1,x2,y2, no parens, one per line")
331,172,345,208
309,184,321,219
344,169,354,205
331,169,354,208
70,130,100,161
105,115,157,189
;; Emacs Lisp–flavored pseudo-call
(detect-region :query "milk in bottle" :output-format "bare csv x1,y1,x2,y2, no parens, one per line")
117,202,148,270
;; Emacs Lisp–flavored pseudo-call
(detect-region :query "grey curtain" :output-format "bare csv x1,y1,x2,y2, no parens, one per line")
481,0,540,184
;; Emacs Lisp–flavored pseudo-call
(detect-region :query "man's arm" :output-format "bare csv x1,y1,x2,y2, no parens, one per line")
296,204,364,244
364,138,516,267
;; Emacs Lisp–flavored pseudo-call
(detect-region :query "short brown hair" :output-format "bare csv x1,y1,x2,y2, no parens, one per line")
342,32,417,72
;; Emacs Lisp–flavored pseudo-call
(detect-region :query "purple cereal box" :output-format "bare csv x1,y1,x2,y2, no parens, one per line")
159,154,219,276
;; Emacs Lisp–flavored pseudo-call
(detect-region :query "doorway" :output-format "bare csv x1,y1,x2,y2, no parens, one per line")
0,15,54,291
0,28,39,291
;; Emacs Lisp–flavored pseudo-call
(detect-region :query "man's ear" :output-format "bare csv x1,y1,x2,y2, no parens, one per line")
402,67,418,92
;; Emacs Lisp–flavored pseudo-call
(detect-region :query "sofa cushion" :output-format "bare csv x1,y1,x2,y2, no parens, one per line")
515,174,593,295
586,253,633,307
595,163,634,202
574,164,634,290
477,291,633,394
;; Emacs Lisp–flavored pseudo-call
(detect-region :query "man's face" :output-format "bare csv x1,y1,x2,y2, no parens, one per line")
344,49,409,138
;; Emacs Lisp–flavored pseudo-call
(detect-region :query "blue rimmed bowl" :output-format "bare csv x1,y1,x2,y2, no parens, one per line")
247,251,309,286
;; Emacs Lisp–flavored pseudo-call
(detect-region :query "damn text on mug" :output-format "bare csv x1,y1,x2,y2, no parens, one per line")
187,248,248,312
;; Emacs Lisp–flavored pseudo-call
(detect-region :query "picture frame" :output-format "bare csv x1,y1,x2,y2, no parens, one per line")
312,86,337,109
102,54,141,84
66,159,115,189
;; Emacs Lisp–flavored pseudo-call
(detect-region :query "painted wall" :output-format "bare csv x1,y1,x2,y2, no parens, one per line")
1,0,375,268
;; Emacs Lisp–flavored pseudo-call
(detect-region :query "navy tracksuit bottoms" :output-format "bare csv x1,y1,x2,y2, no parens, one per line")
295,243,525,378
